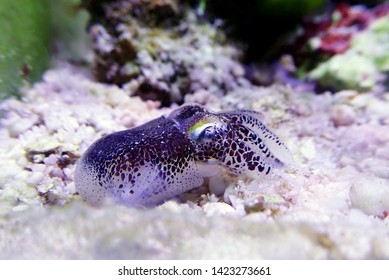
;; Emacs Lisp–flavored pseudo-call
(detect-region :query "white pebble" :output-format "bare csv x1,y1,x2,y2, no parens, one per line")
330,104,356,127
300,138,317,160
202,202,236,216
376,145,389,160
359,158,389,179
26,171,45,186
350,177,389,216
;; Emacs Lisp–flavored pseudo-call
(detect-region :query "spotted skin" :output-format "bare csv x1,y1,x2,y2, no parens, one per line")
221,110,293,166
75,116,202,207
75,105,292,208
173,106,291,179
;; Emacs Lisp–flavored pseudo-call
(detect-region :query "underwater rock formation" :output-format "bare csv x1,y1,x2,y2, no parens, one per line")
290,3,389,92
84,0,245,106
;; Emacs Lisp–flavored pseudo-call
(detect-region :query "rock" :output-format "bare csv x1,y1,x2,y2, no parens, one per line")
350,177,389,217
330,104,357,127
202,202,236,216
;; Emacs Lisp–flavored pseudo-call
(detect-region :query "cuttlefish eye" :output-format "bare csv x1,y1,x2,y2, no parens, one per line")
190,123,219,143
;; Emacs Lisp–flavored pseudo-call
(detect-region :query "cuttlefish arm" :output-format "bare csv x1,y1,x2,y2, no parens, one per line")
176,106,293,179
219,110,294,167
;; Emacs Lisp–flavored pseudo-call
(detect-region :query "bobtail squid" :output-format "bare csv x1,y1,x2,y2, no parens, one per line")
74,105,293,207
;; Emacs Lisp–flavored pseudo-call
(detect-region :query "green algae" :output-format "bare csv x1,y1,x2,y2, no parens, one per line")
0,0,50,100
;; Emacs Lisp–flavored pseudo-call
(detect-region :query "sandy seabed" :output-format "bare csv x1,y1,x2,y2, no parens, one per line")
1,63,389,259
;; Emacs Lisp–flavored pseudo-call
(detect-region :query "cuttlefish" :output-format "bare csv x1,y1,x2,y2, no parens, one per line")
74,105,292,207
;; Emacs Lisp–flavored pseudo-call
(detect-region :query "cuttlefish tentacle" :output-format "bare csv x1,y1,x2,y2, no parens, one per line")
180,107,292,179
220,110,294,167
75,105,292,208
